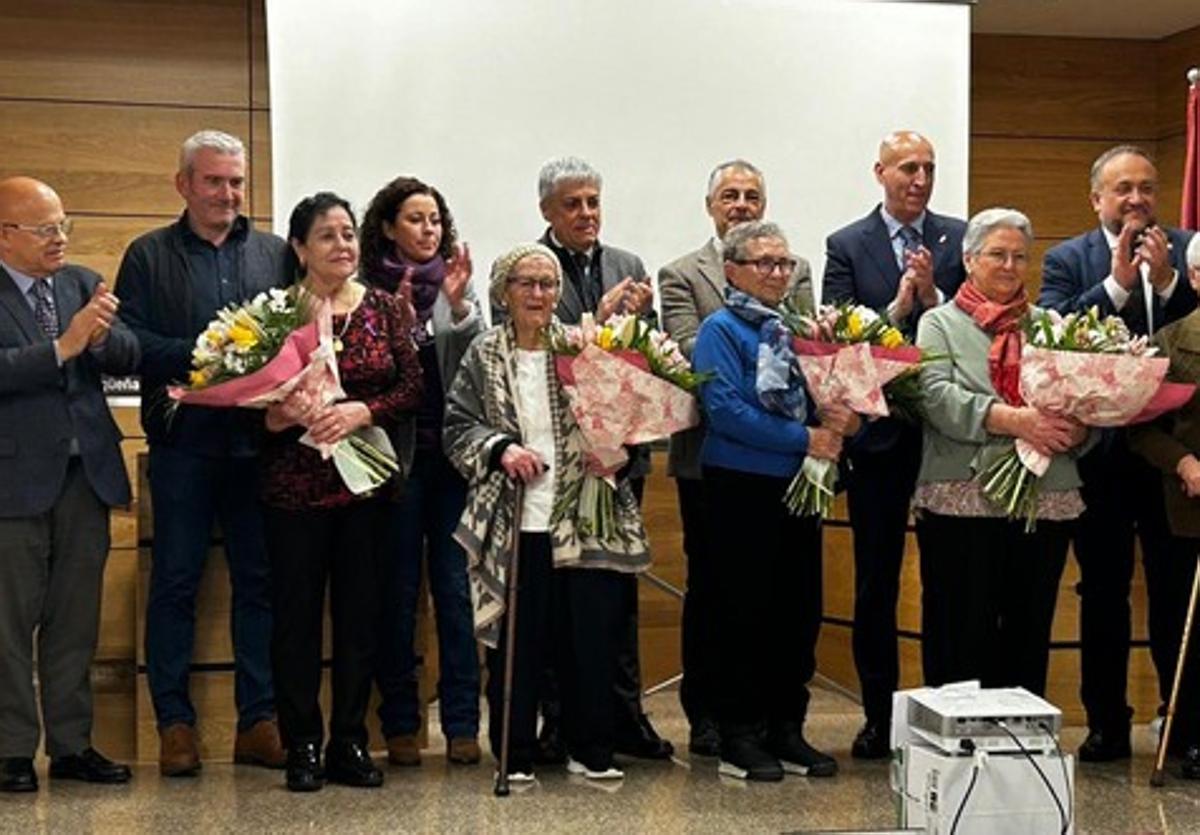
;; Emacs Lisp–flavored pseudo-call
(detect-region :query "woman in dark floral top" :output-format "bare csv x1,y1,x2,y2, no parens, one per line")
260,192,421,793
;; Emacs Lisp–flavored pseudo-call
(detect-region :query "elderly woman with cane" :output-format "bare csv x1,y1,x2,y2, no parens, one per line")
1129,233,1200,782
443,243,650,783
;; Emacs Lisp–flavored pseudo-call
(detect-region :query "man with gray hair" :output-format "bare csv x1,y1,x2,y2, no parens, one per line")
822,130,967,760
531,155,672,763
115,129,291,777
658,159,812,757
1040,144,1196,765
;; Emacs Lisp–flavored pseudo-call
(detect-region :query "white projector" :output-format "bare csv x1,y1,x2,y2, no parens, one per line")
898,682,1062,755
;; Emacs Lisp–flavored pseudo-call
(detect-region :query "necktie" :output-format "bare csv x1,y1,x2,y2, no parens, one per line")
900,225,922,252
573,251,599,311
29,280,60,338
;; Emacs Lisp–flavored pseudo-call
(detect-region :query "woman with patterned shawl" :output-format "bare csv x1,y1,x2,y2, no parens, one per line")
443,242,649,783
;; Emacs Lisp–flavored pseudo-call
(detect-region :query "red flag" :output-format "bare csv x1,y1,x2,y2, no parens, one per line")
1183,71,1200,231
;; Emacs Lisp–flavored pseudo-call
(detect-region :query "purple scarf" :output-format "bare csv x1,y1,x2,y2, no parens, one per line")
378,253,446,342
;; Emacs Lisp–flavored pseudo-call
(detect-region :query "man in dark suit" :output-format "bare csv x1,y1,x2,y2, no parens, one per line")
530,156,672,762
0,177,139,791
115,130,291,776
658,159,814,756
1039,144,1197,763
823,130,967,759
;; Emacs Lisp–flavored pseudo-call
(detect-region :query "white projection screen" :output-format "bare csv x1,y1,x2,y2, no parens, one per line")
265,0,970,311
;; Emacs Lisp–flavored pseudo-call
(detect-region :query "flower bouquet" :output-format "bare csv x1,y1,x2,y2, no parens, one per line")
778,302,926,517
978,306,1194,531
546,312,704,538
168,287,400,494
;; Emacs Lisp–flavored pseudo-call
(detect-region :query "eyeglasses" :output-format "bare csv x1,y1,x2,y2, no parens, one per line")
508,277,560,294
978,249,1029,267
731,257,797,276
1,218,74,239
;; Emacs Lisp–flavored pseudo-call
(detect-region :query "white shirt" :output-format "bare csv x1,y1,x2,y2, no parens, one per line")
1100,225,1178,337
513,348,556,532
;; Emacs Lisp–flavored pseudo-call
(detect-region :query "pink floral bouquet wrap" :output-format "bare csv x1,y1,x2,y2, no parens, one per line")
548,313,704,538
169,294,398,494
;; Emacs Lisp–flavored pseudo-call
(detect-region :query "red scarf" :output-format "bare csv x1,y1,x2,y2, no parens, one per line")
953,281,1028,406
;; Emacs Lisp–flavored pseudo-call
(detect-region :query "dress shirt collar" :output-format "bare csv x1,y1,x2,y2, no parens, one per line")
0,258,53,305
880,206,926,241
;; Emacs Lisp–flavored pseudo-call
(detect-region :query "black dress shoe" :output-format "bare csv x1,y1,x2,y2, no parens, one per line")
286,742,324,792
324,740,383,788
1078,727,1131,762
49,748,131,784
718,733,783,782
616,713,674,760
0,758,37,793
688,717,721,758
851,723,891,760
1182,745,1200,780
535,720,567,765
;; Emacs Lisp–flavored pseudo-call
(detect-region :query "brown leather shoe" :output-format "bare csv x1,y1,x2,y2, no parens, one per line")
386,734,421,767
234,719,287,769
447,737,481,765
159,723,201,777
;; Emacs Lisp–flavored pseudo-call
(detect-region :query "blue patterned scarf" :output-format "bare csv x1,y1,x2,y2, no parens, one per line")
725,289,808,422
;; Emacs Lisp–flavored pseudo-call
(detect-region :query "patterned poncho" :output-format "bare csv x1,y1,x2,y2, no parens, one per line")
443,322,650,647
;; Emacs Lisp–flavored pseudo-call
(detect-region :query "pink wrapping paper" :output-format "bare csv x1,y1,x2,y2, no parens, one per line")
1016,346,1196,475
168,321,321,407
554,344,700,474
792,339,921,416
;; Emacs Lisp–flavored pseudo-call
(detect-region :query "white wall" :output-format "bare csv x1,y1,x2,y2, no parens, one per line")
266,0,970,308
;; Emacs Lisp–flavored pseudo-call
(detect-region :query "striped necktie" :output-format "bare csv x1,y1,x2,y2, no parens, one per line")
29,280,60,338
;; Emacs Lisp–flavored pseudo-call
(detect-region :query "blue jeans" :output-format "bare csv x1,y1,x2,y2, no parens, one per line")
376,449,480,739
145,447,275,731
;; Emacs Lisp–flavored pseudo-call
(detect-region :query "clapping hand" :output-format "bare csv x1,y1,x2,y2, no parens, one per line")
444,242,473,320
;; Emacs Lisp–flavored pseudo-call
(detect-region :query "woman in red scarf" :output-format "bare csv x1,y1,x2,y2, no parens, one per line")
913,207,1089,695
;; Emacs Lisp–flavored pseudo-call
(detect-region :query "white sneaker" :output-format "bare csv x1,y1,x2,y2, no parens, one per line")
566,757,624,780
494,768,536,784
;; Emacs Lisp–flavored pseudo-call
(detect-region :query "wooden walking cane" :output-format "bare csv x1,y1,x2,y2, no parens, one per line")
494,481,525,797
1150,553,1200,787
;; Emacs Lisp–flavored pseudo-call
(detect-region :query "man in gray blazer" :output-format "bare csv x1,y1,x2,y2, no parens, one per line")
658,159,813,756
0,177,139,791
531,156,672,762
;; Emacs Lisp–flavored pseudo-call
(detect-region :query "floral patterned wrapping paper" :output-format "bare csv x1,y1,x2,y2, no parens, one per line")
1015,346,1194,476
554,343,701,475
792,339,922,417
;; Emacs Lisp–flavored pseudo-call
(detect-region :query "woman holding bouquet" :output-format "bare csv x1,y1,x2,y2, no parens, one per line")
691,220,853,782
260,192,422,792
359,177,484,767
914,207,1088,696
444,243,649,781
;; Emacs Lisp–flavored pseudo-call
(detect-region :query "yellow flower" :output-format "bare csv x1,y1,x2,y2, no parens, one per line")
202,328,226,349
846,312,863,339
228,324,258,350
597,327,615,350
188,368,211,388
880,327,904,348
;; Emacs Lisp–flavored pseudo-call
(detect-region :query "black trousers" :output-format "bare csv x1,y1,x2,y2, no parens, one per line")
843,426,921,726
916,511,1070,696
676,476,719,728
263,499,386,748
703,465,822,732
1074,440,1177,732
541,477,648,739
487,533,625,767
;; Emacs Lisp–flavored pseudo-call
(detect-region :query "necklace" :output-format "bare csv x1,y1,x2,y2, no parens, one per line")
333,306,353,353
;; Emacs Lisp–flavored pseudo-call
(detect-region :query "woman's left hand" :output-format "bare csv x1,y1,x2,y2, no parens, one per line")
819,403,862,437
306,401,372,445
444,242,473,320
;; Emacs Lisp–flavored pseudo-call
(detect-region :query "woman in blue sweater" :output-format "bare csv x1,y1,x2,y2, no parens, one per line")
693,220,854,782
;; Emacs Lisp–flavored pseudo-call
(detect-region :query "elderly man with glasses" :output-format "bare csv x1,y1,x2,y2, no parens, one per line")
0,176,140,792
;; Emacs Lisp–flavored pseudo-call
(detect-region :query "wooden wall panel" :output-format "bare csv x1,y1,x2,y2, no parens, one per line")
98,549,138,661
251,0,270,110
1157,132,1186,227
1154,25,1200,139
69,216,168,285
0,101,250,215
0,0,249,107
969,137,1111,237
972,35,1156,140
251,110,273,221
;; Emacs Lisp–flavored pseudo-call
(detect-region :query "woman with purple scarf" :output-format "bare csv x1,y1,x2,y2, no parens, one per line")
360,176,484,766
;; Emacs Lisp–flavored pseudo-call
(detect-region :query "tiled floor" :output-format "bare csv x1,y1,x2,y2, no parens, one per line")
3,681,1199,834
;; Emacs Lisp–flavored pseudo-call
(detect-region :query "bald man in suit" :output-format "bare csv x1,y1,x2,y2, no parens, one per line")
0,177,138,791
